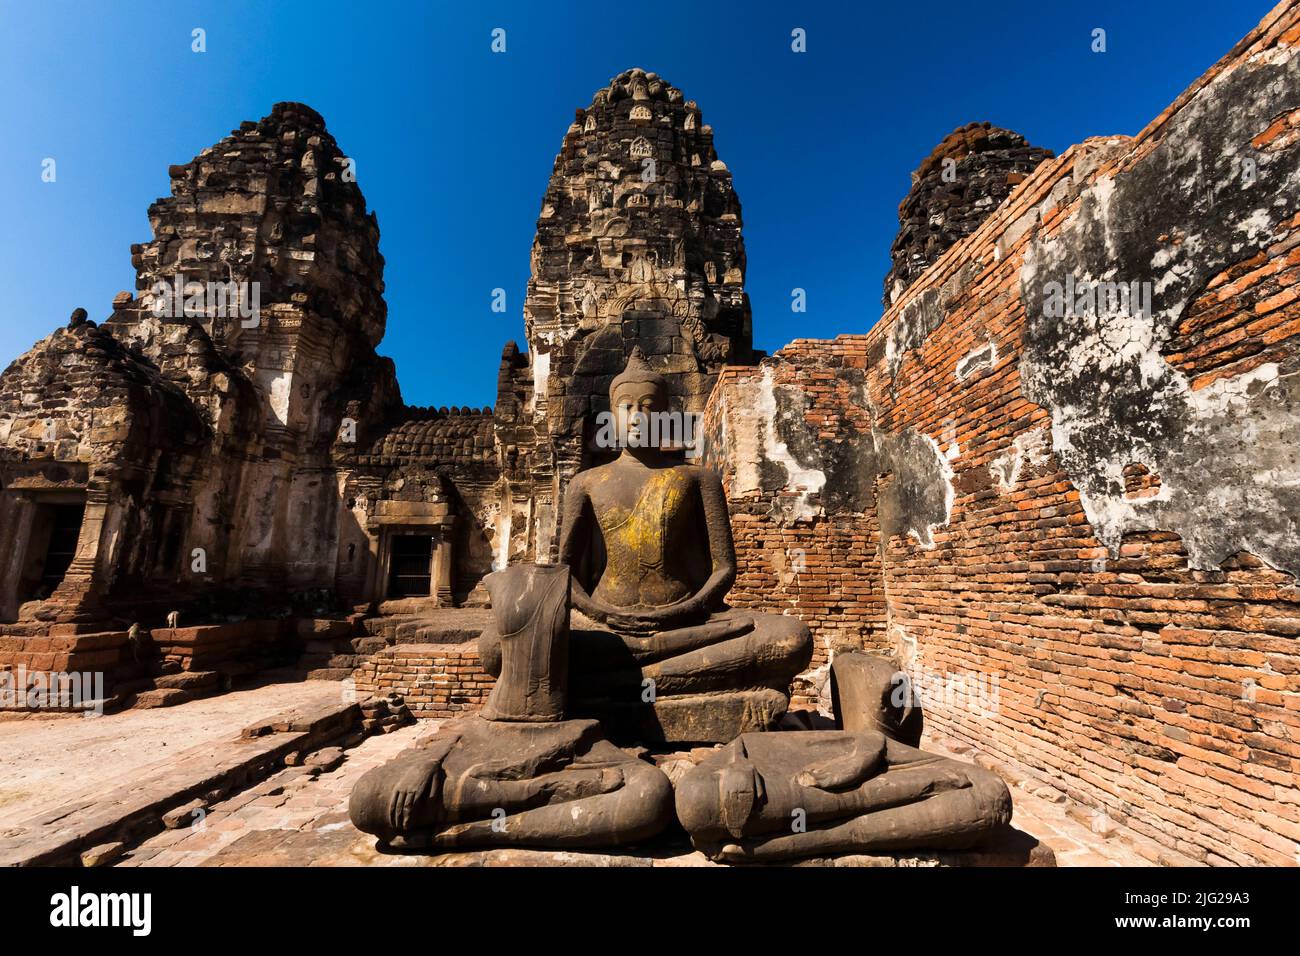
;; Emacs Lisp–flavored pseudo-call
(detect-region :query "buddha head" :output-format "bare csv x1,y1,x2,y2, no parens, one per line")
609,346,669,449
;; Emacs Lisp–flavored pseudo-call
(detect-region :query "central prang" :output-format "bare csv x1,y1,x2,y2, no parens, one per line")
559,347,813,744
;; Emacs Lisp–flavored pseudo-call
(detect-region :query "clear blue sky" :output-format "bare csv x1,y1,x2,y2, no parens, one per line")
0,0,1277,408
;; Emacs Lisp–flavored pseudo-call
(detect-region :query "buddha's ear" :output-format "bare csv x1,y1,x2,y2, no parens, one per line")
895,688,915,732
717,763,757,839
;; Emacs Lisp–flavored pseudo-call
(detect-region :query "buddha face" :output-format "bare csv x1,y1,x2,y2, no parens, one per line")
611,379,669,448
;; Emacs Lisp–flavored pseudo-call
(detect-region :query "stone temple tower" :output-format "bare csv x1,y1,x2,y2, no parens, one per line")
883,122,1053,307
493,68,758,561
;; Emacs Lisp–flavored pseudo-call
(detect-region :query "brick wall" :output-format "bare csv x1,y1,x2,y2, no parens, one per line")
706,357,890,696
352,643,493,718
705,3,1300,865
0,629,133,709
0,631,129,674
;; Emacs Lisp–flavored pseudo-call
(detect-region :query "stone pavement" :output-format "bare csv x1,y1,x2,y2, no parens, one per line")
118,721,436,868
922,737,1192,867
114,717,1152,868
0,678,348,828
1007,788,1159,868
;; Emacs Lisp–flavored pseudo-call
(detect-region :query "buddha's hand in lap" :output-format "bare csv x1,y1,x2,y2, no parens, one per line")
633,614,757,662
387,754,443,830
581,595,708,636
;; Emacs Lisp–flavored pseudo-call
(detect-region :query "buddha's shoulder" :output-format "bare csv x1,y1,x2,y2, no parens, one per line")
658,462,724,489
574,461,721,488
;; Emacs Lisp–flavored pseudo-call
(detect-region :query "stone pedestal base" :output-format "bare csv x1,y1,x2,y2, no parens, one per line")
335,824,1055,867
572,688,789,745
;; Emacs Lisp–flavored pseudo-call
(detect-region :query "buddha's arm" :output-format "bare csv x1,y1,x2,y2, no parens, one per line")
557,475,622,623
625,614,755,663
388,731,461,830
477,622,502,677
795,734,887,790
693,466,738,608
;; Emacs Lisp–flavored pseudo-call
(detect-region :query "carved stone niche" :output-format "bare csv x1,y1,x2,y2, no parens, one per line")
629,137,654,159
630,105,652,123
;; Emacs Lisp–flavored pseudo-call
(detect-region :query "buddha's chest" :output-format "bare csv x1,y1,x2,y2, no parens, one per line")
589,467,697,570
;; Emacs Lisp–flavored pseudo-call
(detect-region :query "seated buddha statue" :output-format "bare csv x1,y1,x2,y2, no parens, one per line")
558,348,813,744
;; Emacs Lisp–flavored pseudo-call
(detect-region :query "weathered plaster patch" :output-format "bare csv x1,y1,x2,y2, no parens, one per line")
874,427,954,548
487,494,511,572
1019,43,1300,574
529,350,550,416
722,369,955,542
260,370,292,426
728,365,826,521
889,621,919,675
996,206,1040,261
885,287,941,380
885,261,982,380
956,341,997,381
990,426,1052,494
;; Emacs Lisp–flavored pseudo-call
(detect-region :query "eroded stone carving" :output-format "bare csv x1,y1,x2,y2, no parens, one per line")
496,68,758,564
884,121,1052,307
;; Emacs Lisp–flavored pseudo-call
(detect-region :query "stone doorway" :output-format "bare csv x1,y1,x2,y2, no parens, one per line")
23,500,86,602
387,534,433,598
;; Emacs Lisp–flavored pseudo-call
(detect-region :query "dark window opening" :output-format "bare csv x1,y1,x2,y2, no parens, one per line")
39,503,85,596
161,513,184,573
388,535,432,598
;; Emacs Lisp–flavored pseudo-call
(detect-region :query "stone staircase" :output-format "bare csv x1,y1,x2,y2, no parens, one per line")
2,608,495,708
1,625,141,712
296,615,382,681
3,618,302,712
294,608,493,682
0,691,412,867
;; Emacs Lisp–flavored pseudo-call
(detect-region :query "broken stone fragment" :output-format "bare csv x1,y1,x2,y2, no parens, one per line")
304,747,345,773
130,688,191,709
79,842,125,868
161,798,207,830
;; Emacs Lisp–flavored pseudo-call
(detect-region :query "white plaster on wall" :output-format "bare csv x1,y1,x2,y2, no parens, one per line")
728,366,826,522
916,431,955,549
1018,38,1300,575
990,426,1052,493
264,370,293,426
490,495,511,572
